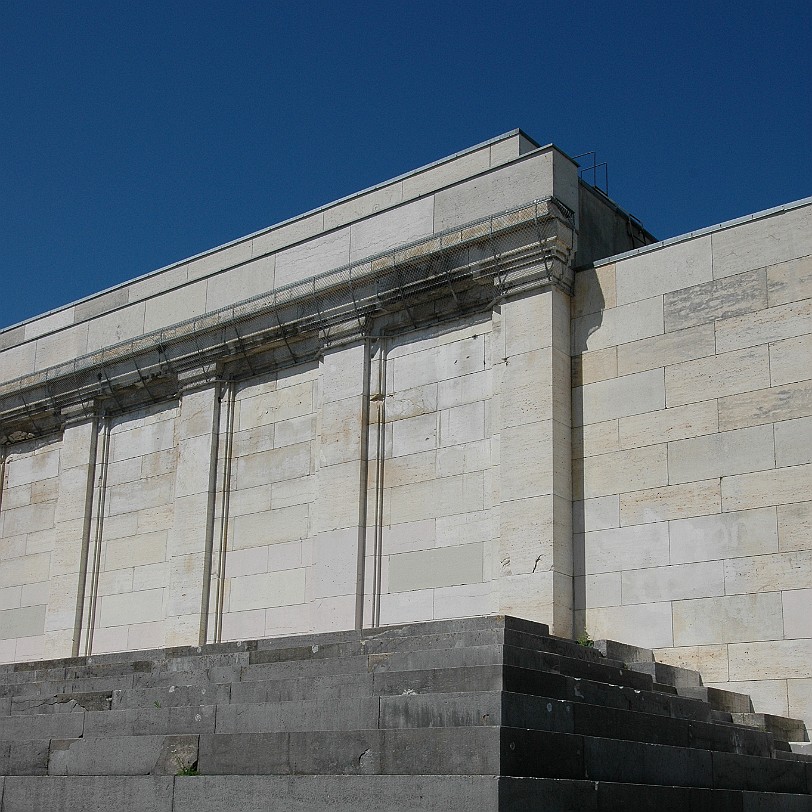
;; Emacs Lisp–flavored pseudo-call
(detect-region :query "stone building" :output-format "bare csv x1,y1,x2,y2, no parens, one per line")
0,130,810,726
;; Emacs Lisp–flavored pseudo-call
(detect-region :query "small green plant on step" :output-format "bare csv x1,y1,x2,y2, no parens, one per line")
175,757,200,777
576,629,594,648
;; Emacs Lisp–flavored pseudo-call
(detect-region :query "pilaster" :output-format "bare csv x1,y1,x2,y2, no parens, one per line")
164,368,221,646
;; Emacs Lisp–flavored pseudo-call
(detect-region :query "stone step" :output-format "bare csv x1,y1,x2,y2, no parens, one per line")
679,685,754,714
594,639,655,664
731,713,809,743
3,774,810,812
627,661,703,690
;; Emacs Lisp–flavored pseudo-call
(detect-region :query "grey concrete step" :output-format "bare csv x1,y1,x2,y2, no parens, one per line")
679,685,754,713
3,774,810,812
731,713,809,743
627,661,703,690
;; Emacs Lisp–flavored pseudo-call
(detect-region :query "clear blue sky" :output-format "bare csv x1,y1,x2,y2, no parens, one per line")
1,1,810,329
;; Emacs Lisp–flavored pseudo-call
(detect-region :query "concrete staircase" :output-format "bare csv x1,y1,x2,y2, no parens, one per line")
0,615,809,811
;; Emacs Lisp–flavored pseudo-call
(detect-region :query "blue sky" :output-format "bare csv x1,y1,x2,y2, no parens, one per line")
1,1,810,329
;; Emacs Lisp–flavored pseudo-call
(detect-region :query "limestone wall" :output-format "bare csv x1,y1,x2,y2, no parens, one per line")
572,199,812,725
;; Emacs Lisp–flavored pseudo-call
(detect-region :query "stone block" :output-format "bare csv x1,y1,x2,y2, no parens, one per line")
439,401,485,447
585,601,673,648
718,379,812,431
571,296,663,354
616,235,713,305
729,638,812,681
234,443,312,491
0,553,51,590
663,268,768,332
770,332,812,386
142,281,207,334
3,775,174,812
99,588,165,628
34,322,88,372
273,227,350,288
619,480,720,525
388,471,484,525
572,346,618,387
669,507,778,564
85,303,147,353
712,204,812,279
433,150,554,232
388,543,484,593
0,341,36,381
312,461,363,534
787,679,812,727
378,588,434,625
573,572,621,608
205,255,275,312
0,604,46,640
665,345,770,407
581,522,669,574
572,264,616,319
231,504,309,550
228,568,306,612
499,422,558,501
722,463,812,512
724,550,812,595
321,344,366,402
715,298,812,354
673,593,784,646
668,424,775,485
23,307,76,341
186,240,253,282
104,531,167,571
572,420,619,459
572,495,619,534
350,197,434,262
573,368,665,426
390,413,437,458
778,501,812,552
433,582,495,620
767,254,812,306
621,561,724,605
783,589,812,639
617,322,716,377
775,416,812,467
575,444,668,500
308,529,357,600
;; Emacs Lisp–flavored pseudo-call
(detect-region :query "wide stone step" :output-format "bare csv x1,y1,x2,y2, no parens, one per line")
3,774,810,812
627,661,703,690
679,686,754,714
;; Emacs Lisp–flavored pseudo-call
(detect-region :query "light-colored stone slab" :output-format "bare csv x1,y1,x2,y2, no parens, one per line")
231,503,310,550
585,601,673,649
729,638,812,680
774,416,812,467
274,226,350,288
0,604,46,640
619,479,720,525
616,235,712,305
571,296,664,354
722,463,812,512
715,298,812,354
228,567,306,612
673,592,784,645
616,323,716,376
573,367,665,426
668,424,775,485
572,419,619,459
350,197,435,262
574,443,668,500
783,588,812,639
572,264,616,319
572,346,617,387
622,560,724,604
665,345,770,407
618,400,719,449
724,550,812,595
387,542,484,593
778,501,812,552
712,204,812,279
663,268,768,332
572,495,620,534
719,378,812,432
767,254,812,306
581,522,670,574
669,507,778,564
86,303,147,353
769,332,812,387
99,587,166,628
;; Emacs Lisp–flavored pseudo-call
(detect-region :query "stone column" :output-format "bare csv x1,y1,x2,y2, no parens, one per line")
165,368,221,647
44,404,98,658
310,342,370,632
495,286,573,636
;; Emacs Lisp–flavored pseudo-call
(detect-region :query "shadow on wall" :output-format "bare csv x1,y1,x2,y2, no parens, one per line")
569,267,605,636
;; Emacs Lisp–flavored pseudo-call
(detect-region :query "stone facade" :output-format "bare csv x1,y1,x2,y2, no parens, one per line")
0,130,810,727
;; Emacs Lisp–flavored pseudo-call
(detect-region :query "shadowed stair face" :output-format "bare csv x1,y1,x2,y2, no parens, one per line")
0,616,809,811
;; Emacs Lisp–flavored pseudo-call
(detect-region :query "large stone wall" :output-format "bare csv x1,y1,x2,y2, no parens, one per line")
572,199,812,725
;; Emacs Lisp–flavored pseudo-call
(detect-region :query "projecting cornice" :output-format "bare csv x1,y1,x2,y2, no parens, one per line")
0,197,574,443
